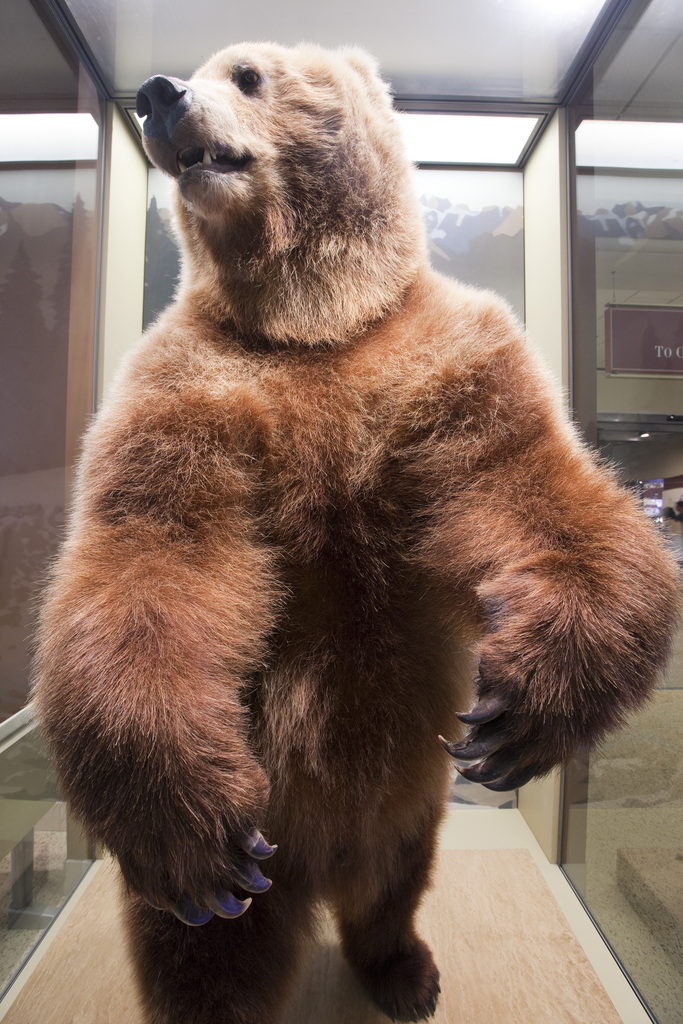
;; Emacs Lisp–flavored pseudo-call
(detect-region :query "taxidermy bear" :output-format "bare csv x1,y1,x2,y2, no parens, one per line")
34,41,678,1024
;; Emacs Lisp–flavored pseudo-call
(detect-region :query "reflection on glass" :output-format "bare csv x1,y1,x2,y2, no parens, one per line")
563,646,683,1024
397,113,540,166
0,713,93,998
0,139,101,725
576,119,683,172
565,165,683,1022
417,169,524,319
143,168,180,330
0,114,100,163
563,3,683,1019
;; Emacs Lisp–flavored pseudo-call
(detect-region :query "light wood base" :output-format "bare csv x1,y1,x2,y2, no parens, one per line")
1,844,620,1024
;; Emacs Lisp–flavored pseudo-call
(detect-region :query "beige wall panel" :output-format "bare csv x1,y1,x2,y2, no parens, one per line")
598,369,683,416
517,770,562,864
98,105,148,405
524,109,570,392
520,111,570,860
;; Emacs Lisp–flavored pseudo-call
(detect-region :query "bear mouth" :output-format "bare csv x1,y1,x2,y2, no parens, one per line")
176,146,253,176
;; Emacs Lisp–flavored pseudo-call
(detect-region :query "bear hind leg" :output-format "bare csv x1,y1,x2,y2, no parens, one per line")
332,817,441,1022
125,878,314,1024
345,934,440,1024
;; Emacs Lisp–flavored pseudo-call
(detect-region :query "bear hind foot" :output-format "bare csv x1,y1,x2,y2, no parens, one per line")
352,936,440,1022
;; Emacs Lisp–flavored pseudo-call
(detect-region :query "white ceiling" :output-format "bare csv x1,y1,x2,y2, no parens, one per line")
62,0,612,101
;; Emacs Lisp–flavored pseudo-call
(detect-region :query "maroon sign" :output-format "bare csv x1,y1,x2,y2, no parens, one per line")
605,305,683,376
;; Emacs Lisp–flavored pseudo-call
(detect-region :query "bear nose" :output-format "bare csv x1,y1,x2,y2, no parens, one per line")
136,75,194,140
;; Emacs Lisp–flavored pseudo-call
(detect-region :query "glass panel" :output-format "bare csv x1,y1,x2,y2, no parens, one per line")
397,113,541,166
63,0,610,101
0,711,93,999
563,2,683,1020
565,159,683,1021
417,168,524,320
590,0,683,121
0,0,101,993
0,7,103,725
421,169,522,806
143,168,180,330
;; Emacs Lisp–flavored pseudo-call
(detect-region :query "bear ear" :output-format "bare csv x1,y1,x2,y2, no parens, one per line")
338,47,393,108
338,47,381,85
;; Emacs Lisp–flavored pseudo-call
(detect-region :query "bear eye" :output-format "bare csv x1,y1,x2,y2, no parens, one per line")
234,66,262,94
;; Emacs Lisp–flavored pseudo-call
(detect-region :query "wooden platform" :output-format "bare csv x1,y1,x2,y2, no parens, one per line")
1,845,620,1024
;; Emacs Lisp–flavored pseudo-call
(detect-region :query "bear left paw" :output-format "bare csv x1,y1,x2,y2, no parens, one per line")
439,695,542,792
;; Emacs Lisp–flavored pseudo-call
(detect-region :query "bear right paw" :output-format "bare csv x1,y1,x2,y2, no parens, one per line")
354,937,441,1022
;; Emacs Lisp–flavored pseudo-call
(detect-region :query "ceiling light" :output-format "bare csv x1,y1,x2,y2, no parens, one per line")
396,112,541,167
0,113,99,163
575,120,683,171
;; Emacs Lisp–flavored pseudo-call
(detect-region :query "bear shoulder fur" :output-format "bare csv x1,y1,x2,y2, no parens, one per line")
33,41,679,1024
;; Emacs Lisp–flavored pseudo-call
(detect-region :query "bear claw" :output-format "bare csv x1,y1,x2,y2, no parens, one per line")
231,857,272,893
453,747,537,791
171,895,215,926
438,731,502,761
441,694,540,790
235,827,277,860
166,886,256,926
208,892,252,919
480,764,538,791
148,832,275,925
455,695,507,724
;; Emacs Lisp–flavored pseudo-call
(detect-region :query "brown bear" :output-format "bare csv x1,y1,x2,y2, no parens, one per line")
33,41,678,1024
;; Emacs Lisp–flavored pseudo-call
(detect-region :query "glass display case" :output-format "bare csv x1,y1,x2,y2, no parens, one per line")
562,2,683,1020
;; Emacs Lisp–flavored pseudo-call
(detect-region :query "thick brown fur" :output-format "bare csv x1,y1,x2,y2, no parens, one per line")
33,42,679,1024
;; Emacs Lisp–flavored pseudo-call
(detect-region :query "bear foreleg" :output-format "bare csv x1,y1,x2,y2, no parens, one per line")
417,339,680,790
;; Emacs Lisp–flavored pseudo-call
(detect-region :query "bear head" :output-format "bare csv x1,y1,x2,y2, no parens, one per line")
136,42,427,346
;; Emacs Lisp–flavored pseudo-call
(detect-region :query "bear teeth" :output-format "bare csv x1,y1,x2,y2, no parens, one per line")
176,147,250,175
177,147,210,174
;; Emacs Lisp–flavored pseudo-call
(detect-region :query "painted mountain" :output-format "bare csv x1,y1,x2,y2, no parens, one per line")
0,194,98,476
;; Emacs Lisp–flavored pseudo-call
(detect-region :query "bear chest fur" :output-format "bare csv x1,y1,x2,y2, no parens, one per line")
212,346,465,798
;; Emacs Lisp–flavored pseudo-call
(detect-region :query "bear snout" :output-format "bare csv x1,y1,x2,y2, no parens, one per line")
136,75,194,142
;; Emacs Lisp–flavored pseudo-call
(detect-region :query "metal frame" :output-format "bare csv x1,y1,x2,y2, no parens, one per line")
30,0,114,102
